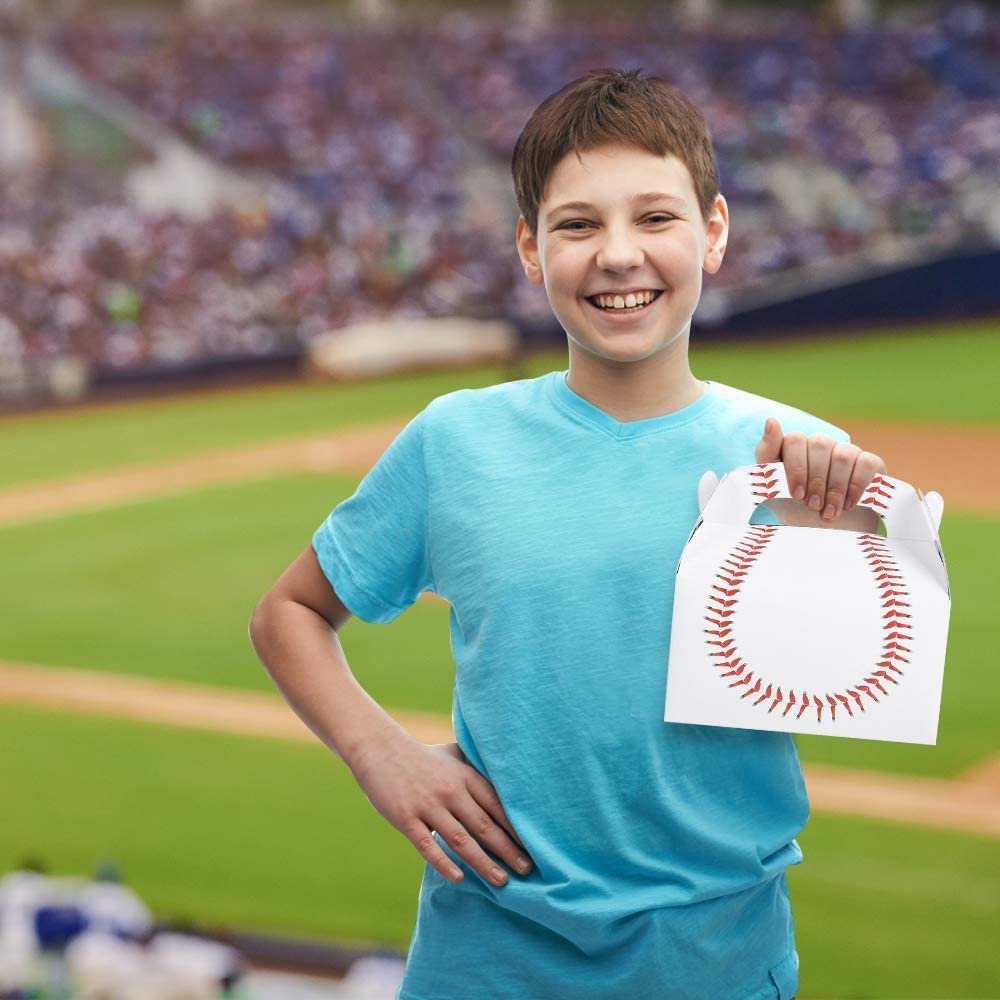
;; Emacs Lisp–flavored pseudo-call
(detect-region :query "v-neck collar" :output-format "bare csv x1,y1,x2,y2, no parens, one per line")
547,370,718,440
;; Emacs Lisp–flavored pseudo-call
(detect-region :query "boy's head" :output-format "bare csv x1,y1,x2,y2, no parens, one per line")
512,68,728,368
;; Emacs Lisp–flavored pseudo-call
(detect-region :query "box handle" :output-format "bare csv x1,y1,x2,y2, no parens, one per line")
697,462,944,543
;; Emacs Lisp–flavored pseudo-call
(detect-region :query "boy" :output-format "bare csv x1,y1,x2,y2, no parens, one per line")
249,69,886,999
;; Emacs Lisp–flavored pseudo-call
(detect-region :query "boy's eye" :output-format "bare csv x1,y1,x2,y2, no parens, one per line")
560,215,674,231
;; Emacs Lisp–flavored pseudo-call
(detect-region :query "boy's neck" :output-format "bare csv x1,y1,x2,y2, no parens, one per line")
565,351,706,424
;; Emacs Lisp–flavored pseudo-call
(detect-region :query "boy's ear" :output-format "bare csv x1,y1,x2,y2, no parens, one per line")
516,216,543,286
702,194,729,275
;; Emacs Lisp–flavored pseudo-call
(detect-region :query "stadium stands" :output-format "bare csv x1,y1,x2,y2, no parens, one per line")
0,3,996,397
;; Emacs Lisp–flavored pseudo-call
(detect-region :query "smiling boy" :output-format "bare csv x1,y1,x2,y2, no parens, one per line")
250,69,887,1000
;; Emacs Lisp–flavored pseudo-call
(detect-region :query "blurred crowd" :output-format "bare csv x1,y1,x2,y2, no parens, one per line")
0,2,997,383
420,2,998,269
0,866,406,998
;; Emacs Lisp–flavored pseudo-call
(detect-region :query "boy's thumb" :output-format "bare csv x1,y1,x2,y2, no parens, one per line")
756,417,781,463
762,417,782,439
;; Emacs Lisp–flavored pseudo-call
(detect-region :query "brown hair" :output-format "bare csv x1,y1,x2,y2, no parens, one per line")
511,68,720,238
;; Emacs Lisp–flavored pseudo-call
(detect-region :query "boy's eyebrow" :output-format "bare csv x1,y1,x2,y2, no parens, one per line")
549,192,686,216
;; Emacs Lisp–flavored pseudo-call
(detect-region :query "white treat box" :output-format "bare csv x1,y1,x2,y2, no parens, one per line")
664,462,951,745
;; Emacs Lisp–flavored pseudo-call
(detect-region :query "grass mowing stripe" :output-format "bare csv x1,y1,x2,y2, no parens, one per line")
3,704,996,996
1,319,997,489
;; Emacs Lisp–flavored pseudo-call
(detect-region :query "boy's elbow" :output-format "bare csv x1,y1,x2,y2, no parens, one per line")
248,593,275,640
248,610,260,647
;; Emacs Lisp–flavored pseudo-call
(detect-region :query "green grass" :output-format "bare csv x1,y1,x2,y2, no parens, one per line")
0,471,454,712
1,704,996,998
692,318,1000,427
0,365,507,490
0,470,992,778
789,814,1000,998
1,318,997,489
0,705,419,948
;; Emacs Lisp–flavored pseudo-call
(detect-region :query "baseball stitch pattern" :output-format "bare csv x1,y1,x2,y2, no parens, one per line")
702,465,910,723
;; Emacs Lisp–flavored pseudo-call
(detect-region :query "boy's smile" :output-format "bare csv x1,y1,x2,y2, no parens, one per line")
582,288,666,324
516,142,729,420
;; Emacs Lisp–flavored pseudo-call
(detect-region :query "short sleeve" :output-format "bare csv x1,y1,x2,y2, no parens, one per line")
311,409,434,624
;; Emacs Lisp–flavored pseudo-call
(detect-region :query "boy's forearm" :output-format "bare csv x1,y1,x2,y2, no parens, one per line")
248,598,410,775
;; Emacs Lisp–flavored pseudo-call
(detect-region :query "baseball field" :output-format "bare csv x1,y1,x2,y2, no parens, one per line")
1,317,998,999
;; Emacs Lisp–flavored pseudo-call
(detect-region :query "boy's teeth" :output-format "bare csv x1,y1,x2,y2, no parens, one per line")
593,291,657,310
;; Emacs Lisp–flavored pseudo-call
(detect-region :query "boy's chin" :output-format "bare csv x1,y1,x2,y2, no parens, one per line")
571,330,684,362
570,334,677,365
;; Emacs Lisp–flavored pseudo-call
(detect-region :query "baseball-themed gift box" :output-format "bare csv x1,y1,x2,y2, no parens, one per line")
664,462,950,746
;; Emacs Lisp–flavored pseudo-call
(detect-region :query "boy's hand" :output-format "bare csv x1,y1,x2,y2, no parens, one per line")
348,732,533,888
755,418,885,532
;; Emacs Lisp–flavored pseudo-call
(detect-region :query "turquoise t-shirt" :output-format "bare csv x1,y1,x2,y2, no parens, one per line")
312,370,850,1000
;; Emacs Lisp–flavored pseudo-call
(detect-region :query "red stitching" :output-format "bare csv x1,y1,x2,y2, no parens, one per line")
700,479,912,725
750,465,780,502
857,475,895,520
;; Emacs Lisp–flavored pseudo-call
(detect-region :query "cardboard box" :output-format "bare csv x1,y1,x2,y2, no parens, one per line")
664,462,950,745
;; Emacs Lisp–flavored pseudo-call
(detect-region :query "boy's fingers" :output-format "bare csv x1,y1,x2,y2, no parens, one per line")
455,797,533,877
844,451,887,512
428,809,514,887
822,444,857,520
465,773,531,858
407,819,466,884
754,417,783,464
805,435,835,512
779,432,808,500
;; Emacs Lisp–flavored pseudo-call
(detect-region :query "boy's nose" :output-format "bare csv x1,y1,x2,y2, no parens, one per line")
595,227,645,272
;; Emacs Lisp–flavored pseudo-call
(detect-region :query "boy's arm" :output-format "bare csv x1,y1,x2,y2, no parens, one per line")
248,545,536,887
248,544,409,771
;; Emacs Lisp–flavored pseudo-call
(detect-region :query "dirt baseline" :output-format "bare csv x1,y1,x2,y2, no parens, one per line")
0,416,998,528
0,660,996,840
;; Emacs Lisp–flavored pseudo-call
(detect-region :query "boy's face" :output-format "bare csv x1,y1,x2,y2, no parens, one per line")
516,142,728,368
